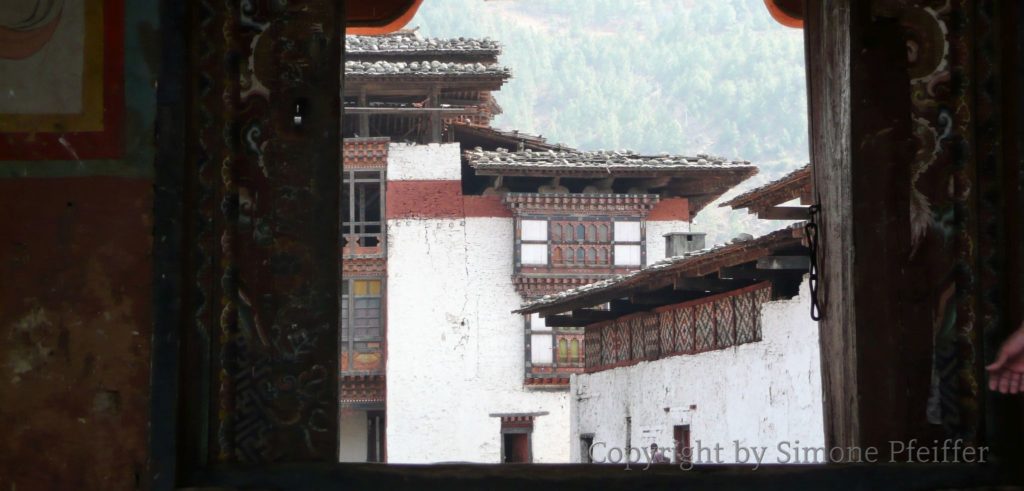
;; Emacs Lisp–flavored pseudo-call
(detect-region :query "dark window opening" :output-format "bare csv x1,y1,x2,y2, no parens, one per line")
580,435,594,464
674,425,691,465
502,433,531,463
343,169,384,250
341,278,384,371
367,411,385,463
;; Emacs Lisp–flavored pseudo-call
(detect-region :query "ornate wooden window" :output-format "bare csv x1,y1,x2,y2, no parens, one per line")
341,278,384,373
528,313,553,365
515,216,646,274
342,169,385,253
613,221,642,266
519,219,548,265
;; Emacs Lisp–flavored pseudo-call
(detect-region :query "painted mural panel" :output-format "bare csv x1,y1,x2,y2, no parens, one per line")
0,0,123,160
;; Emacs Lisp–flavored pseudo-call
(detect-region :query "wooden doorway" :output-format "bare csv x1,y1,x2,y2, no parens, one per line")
502,433,531,463
367,411,385,463
673,425,691,464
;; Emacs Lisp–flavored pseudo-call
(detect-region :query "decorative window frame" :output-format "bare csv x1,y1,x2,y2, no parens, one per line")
342,168,386,257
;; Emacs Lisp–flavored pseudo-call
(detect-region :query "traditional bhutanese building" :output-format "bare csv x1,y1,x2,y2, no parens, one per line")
515,166,824,465
341,32,756,464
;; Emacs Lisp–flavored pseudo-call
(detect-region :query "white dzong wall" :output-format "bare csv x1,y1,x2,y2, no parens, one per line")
385,143,570,463
645,220,692,263
338,410,369,462
570,277,824,465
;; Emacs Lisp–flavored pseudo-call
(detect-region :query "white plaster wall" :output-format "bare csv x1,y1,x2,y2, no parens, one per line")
386,216,570,463
570,278,824,465
339,410,368,462
645,220,693,264
387,143,462,181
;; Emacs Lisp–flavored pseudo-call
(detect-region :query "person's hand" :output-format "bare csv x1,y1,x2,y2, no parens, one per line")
986,323,1024,394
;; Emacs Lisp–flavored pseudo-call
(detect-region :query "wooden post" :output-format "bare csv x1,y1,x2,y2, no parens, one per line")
806,0,932,459
358,86,369,137
430,85,441,143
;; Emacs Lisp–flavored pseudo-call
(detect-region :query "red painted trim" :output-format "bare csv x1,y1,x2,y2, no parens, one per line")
0,0,125,160
346,0,423,35
464,195,513,218
646,197,690,221
386,180,464,219
386,180,513,219
763,0,804,29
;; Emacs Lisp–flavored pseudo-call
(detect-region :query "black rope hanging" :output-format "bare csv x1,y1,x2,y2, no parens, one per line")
804,203,823,321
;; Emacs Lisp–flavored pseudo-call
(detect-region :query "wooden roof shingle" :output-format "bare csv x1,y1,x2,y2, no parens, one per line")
720,163,811,211
465,148,755,174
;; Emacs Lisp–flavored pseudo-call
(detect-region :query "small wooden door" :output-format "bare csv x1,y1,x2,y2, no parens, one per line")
503,433,530,463
673,425,691,464
367,411,385,463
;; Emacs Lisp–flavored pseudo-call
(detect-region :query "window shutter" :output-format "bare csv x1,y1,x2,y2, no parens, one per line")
531,334,553,364
521,220,548,241
614,244,642,266
614,221,641,242
521,244,548,265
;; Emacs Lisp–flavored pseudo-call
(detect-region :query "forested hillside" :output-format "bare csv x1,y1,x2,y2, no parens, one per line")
410,0,809,245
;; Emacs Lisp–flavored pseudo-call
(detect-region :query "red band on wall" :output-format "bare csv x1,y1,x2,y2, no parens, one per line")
646,197,690,221
386,180,513,219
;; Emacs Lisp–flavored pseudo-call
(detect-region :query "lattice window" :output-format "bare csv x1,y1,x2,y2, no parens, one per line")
585,329,601,370
601,325,614,366
629,316,645,360
643,314,660,359
658,310,675,354
695,302,715,352
611,320,630,364
675,307,695,353
714,298,736,349
753,285,771,341
734,291,758,344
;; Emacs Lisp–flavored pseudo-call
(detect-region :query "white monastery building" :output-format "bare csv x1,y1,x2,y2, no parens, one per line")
340,31,822,464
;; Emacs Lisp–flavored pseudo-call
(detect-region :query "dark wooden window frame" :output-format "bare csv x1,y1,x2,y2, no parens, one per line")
343,169,386,249
515,215,647,273
500,426,534,464
340,277,385,371
150,0,1022,489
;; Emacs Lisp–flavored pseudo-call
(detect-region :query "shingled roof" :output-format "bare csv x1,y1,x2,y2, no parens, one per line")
344,32,509,81
345,60,510,78
345,32,501,57
465,148,755,175
450,122,571,152
515,224,805,315
721,163,811,211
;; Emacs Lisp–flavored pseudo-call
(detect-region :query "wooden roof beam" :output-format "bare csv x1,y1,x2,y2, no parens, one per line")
756,206,809,220
673,276,738,293
542,314,588,328
718,264,790,281
628,290,688,306
344,107,479,114
756,255,810,270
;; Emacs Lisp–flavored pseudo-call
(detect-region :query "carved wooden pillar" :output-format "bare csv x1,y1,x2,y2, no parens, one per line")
807,0,1021,460
184,0,341,466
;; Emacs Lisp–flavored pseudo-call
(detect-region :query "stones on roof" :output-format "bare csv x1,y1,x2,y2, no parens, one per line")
345,59,510,77
345,33,500,54
721,163,811,209
465,148,753,171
